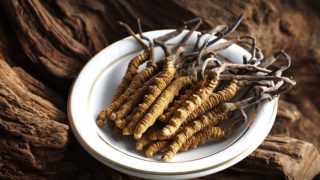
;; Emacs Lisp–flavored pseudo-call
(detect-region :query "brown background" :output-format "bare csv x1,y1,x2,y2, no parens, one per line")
0,0,319,179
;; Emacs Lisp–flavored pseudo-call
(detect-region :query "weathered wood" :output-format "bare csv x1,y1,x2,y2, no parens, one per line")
270,100,300,135
196,136,320,180
12,67,66,111
0,17,69,179
0,59,69,178
211,136,320,180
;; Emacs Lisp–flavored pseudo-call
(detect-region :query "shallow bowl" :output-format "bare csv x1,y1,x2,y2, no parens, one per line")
68,30,278,179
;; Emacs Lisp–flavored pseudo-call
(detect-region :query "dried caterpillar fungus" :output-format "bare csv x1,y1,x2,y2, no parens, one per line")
120,18,201,134
158,89,194,123
161,108,229,161
145,141,170,158
98,65,158,123
111,75,156,121
96,16,295,162
180,126,225,152
123,60,176,135
134,76,192,139
159,80,205,123
160,78,220,138
112,51,149,101
186,80,239,121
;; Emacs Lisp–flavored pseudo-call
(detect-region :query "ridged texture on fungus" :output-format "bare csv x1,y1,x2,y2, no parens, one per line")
161,79,219,137
123,60,176,135
134,76,192,139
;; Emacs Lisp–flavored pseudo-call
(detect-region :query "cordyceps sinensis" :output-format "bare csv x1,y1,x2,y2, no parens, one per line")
134,76,193,139
180,126,225,152
159,60,223,138
112,75,157,124
122,57,176,135
146,118,241,158
181,47,291,124
186,80,239,122
135,124,163,151
156,26,257,137
95,15,296,162
161,107,229,162
96,22,151,127
146,127,225,158
96,26,185,126
145,141,170,158
160,77,220,138
135,123,178,151
111,21,151,101
159,80,206,123
122,19,203,136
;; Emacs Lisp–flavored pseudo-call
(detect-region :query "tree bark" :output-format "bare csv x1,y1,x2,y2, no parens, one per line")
0,58,69,178
212,136,320,180
0,0,319,179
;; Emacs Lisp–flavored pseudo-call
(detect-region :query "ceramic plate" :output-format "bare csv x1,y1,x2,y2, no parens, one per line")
68,30,278,179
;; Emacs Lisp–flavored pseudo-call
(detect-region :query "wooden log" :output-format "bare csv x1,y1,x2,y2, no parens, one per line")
270,99,300,135
209,136,320,180
0,0,85,87
0,18,69,179
12,67,66,111
0,58,69,177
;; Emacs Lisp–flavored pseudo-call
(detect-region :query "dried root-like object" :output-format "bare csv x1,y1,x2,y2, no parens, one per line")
158,89,194,123
159,80,205,123
134,76,192,139
146,127,225,157
111,21,151,101
120,17,201,132
114,118,128,129
96,65,158,126
136,134,156,151
136,124,164,151
161,108,229,162
112,51,149,101
145,141,170,158
113,126,123,141
180,126,225,152
186,80,239,122
123,60,176,135
111,75,156,121
160,78,219,138
145,128,181,142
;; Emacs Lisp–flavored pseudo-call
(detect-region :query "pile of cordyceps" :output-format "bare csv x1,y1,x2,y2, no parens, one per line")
96,14,296,162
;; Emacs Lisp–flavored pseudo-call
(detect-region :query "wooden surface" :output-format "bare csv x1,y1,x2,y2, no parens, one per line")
0,0,320,179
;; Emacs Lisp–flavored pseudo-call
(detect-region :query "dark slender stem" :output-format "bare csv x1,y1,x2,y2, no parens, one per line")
137,19,156,67
154,26,186,43
154,39,171,56
152,25,187,56
219,74,296,85
238,36,256,63
268,50,291,76
222,93,272,113
193,33,203,51
207,13,244,47
184,40,235,59
118,21,148,50
137,18,150,43
173,18,202,53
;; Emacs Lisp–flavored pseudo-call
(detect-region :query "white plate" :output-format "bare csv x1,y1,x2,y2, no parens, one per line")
68,30,278,179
